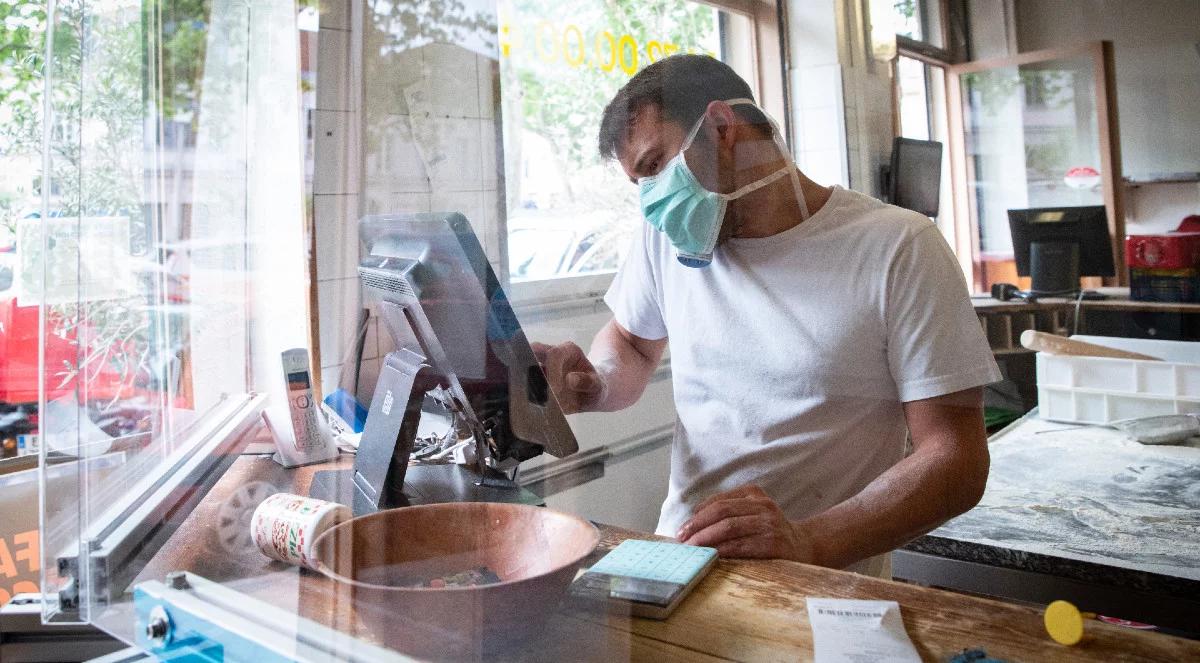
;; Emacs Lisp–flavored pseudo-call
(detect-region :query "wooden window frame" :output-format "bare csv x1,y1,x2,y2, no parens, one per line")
696,0,788,145
944,41,1125,291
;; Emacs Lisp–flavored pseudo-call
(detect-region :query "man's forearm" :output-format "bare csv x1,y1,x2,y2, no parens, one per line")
796,431,988,569
587,321,663,411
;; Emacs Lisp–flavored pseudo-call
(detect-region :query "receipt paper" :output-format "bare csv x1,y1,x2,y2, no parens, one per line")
806,598,921,663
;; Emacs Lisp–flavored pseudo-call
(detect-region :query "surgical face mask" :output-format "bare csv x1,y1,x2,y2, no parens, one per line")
637,98,807,267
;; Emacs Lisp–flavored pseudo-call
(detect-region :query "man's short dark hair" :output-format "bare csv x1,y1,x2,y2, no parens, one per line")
598,54,771,161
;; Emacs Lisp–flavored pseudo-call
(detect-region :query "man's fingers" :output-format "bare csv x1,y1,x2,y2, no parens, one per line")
712,534,774,559
681,514,766,548
678,497,763,540
566,371,603,394
689,484,765,519
545,344,576,386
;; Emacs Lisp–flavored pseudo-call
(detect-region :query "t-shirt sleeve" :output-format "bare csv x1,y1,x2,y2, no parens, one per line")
604,223,668,340
885,225,1001,402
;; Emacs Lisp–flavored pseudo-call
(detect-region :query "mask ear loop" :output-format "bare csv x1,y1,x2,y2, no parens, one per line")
785,157,809,221
726,98,810,221
679,110,709,154
719,167,792,200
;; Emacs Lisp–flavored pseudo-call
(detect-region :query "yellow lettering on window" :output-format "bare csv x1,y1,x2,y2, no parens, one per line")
535,21,558,63
563,25,586,67
618,34,639,75
499,23,513,58
647,40,663,62
595,31,617,72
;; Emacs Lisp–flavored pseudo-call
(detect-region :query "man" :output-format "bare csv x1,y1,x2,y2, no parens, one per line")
536,55,1000,576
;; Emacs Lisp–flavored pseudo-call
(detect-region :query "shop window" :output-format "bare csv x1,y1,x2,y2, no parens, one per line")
498,0,759,301
895,54,953,240
897,55,932,141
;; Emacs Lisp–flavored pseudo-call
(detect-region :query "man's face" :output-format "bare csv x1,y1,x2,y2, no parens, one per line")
616,104,685,183
615,104,722,192
616,103,737,240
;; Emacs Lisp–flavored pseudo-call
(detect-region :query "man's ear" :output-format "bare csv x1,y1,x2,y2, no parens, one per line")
701,100,739,149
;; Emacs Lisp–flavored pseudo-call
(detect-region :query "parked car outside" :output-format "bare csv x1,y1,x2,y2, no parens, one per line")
507,208,634,282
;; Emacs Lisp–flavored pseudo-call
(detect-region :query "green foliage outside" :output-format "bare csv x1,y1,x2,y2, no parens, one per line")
961,67,1088,182
498,0,718,278
0,0,217,408
501,0,717,205
0,0,47,235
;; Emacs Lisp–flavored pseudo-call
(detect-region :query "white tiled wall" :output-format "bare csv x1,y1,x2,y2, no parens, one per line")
786,0,849,188
313,194,360,281
315,25,353,112
785,0,892,197
313,3,503,397
313,1,362,396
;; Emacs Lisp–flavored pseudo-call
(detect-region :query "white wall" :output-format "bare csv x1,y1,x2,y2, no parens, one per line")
1013,0,1200,233
1126,182,1200,235
1015,0,1200,181
965,0,1017,59
785,0,891,197
787,0,849,188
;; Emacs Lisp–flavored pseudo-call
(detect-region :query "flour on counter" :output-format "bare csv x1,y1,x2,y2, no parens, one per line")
934,418,1200,581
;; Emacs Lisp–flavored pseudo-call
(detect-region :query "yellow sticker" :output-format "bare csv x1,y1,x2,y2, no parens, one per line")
498,20,714,74
1044,600,1084,646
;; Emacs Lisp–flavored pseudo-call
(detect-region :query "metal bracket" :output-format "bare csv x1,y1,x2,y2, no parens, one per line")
55,393,267,618
133,573,410,662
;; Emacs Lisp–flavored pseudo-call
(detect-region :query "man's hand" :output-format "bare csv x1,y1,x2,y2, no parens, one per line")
531,341,607,414
676,485,814,562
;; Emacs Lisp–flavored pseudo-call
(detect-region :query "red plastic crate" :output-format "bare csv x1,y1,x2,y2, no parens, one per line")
1126,232,1200,270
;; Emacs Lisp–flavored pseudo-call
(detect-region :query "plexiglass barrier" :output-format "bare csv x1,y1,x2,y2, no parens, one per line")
30,0,731,659
37,0,308,636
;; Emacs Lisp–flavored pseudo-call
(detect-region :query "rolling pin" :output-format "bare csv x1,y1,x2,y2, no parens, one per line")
1019,330,1161,361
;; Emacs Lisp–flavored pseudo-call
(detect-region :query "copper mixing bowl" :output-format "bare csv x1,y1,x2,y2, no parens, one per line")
312,502,600,659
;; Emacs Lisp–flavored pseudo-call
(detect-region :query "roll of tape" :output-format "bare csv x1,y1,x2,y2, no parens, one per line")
251,493,351,570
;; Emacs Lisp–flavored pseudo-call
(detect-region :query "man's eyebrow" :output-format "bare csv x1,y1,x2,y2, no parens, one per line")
632,146,659,179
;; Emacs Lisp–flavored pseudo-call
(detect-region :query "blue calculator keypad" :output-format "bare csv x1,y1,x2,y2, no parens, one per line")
588,540,717,585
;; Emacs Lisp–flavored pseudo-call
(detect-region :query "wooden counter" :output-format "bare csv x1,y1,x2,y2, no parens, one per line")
970,287,1200,315
138,454,1200,662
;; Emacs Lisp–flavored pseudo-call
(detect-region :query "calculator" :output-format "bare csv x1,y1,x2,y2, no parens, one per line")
569,540,718,619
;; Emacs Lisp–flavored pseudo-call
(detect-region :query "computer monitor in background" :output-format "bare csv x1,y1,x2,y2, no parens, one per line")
888,137,943,217
1007,206,1115,296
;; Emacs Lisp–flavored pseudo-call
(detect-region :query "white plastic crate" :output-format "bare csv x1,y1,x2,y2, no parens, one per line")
1036,335,1200,424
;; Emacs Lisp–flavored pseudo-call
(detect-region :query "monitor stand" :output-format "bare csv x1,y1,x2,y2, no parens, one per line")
307,349,541,515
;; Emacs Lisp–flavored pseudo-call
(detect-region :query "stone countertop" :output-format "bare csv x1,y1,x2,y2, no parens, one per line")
905,411,1200,600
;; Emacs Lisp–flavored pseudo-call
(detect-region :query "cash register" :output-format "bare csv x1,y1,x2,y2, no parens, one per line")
309,212,579,513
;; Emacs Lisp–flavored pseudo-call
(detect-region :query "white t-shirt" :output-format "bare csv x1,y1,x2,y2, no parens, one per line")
604,185,1001,575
